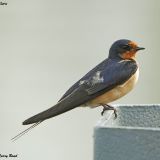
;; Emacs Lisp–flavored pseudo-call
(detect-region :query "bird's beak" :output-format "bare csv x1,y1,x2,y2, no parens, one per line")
136,47,145,51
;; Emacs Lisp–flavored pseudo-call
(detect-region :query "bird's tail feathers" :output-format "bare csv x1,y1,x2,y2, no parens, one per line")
11,87,88,141
11,121,42,142
11,100,76,141
22,99,77,125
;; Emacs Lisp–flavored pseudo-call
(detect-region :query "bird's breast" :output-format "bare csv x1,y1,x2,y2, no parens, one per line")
86,68,139,107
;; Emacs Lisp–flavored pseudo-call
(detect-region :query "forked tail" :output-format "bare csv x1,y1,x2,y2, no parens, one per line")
11,99,77,141
11,121,42,142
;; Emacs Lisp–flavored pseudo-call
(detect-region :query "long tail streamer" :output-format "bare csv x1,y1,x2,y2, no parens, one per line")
11,121,43,142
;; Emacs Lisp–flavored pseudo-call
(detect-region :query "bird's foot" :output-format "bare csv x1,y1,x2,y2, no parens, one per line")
101,104,117,118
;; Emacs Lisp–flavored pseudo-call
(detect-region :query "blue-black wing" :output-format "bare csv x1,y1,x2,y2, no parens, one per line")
58,59,109,101
23,58,137,125
59,59,137,100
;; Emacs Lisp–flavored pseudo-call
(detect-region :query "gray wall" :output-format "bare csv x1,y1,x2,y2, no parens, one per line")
1,0,160,160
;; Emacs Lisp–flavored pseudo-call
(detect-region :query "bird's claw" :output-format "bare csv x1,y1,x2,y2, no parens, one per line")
101,104,117,118
101,109,105,116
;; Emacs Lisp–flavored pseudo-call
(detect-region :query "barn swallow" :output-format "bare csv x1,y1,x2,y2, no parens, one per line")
12,39,145,141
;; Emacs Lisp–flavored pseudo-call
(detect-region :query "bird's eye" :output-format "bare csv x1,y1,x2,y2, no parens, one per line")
122,44,131,50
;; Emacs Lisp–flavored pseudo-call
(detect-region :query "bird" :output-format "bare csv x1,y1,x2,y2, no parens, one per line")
12,39,145,141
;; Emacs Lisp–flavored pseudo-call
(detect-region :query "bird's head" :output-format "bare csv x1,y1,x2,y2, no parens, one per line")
109,39,145,60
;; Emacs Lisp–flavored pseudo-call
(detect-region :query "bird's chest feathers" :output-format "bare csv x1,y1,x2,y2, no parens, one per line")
88,68,139,107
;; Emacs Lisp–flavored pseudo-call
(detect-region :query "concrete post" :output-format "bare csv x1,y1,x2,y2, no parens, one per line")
94,105,160,160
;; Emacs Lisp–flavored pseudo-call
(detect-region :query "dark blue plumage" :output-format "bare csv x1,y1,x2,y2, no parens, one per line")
59,58,137,101
22,58,137,125
23,39,141,125
11,39,145,141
